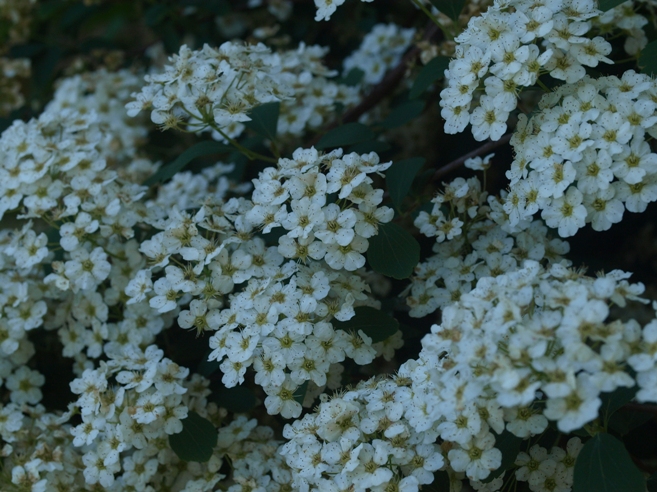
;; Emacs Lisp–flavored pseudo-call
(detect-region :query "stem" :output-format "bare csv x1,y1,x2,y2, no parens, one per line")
410,0,448,38
536,78,552,93
432,133,512,181
213,125,277,163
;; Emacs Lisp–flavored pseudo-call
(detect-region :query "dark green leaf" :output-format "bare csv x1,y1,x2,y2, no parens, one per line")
340,68,365,87
386,157,426,210
573,433,645,492
213,387,256,413
196,352,220,377
367,222,420,279
315,123,375,150
243,102,280,140
639,41,657,76
598,0,627,11
648,471,657,492
332,306,399,343
600,386,637,425
346,140,391,154
380,100,425,128
145,5,169,26
428,0,466,22
609,409,653,436
409,56,450,99
143,141,231,186
294,380,309,405
423,471,450,491
482,430,522,483
169,411,218,462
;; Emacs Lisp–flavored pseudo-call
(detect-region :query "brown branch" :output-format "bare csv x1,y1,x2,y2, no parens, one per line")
431,133,513,182
622,402,657,414
309,21,441,146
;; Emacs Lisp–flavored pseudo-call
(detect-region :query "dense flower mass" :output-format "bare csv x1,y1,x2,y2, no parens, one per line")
2,0,657,490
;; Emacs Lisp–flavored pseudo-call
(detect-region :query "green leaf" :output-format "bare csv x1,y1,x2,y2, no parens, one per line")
143,141,231,187
380,100,425,128
294,380,309,405
600,386,637,426
428,0,466,21
168,411,218,463
482,430,522,483
609,409,653,436
639,41,657,76
213,387,256,413
573,433,645,492
196,352,220,377
315,123,375,150
409,56,450,99
386,157,426,210
243,102,280,140
598,0,627,11
648,471,657,492
367,222,420,279
346,140,391,154
340,68,365,87
332,306,399,343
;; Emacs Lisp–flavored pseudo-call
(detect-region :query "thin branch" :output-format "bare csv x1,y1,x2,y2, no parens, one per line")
431,133,513,181
622,402,657,414
309,22,441,146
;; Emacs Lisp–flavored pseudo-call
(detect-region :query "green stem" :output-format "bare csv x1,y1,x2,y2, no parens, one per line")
536,78,552,93
213,125,277,163
410,0,451,40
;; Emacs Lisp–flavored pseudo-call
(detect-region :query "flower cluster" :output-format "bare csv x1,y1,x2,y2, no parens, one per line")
127,41,358,141
277,44,359,136
403,259,656,484
594,0,654,56
513,439,583,492
127,42,294,137
440,0,612,141
343,23,416,86
504,73,657,237
280,376,444,492
408,175,569,317
126,146,398,417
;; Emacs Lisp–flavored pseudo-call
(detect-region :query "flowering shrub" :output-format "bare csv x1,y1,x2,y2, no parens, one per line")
1,0,657,491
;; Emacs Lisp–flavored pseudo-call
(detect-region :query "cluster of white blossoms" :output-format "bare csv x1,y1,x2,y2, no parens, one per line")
513,439,583,492
277,44,359,136
67,345,220,490
405,260,655,481
594,0,657,56
127,41,358,141
343,23,416,86
440,0,614,141
408,175,569,317
124,146,400,418
283,257,657,490
504,73,657,237
280,377,444,492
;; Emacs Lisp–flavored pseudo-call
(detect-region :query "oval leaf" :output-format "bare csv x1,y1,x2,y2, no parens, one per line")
380,100,425,128
168,411,218,463
598,0,627,11
573,433,645,492
332,306,399,343
244,102,280,140
409,56,450,99
212,386,256,413
639,40,657,77
386,157,426,210
315,122,375,150
599,385,637,425
143,141,231,186
368,222,420,279
428,0,466,21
